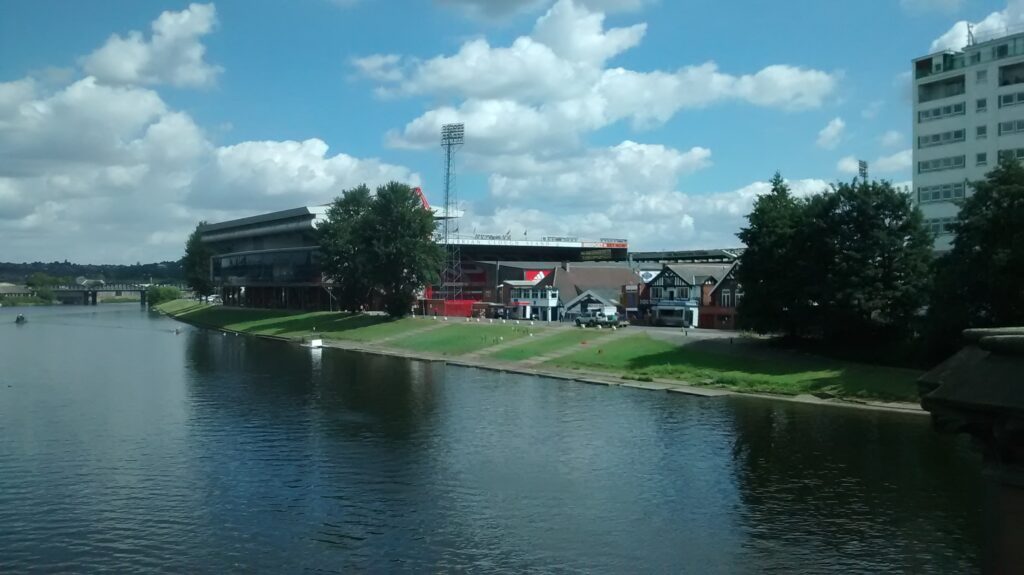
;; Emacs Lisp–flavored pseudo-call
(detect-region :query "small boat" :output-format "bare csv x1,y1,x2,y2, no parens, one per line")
15,314,27,324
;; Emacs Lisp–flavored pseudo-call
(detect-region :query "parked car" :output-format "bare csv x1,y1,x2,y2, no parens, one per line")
575,311,617,327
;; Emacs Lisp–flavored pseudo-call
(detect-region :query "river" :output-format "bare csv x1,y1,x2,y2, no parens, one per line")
0,304,983,573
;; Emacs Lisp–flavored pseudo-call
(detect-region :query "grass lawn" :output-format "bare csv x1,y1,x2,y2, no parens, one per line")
154,300,429,342
548,333,922,402
488,328,615,362
389,323,540,356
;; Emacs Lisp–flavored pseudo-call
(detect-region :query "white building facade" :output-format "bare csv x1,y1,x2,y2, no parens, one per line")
913,30,1024,251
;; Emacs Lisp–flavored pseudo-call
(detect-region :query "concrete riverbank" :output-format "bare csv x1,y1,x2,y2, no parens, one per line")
155,300,925,414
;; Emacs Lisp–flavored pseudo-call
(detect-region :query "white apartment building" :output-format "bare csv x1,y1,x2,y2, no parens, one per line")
912,30,1024,251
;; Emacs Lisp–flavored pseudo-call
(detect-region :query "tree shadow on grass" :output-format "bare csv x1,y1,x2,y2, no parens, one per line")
621,339,919,401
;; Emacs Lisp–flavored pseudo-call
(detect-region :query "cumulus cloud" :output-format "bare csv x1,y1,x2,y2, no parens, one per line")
873,149,913,173
464,176,828,249
837,155,860,175
880,130,903,148
82,3,222,88
481,141,712,204
361,0,839,152
816,117,845,149
0,79,416,262
930,0,1024,52
192,139,417,210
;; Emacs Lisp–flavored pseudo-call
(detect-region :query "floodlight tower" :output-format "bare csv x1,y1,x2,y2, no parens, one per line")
441,123,464,303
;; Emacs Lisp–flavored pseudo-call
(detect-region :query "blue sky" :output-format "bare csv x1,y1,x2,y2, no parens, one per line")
0,0,1012,262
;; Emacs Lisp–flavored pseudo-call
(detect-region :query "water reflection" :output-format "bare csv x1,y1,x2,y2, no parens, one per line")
0,305,983,573
726,398,982,572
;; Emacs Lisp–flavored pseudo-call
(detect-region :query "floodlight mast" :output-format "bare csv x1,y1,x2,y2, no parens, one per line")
441,123,465,304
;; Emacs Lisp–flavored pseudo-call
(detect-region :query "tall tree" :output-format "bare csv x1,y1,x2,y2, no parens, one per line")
736,172,809,335
806,180,932,342
182,222,215,298
320,185,375,312
928,159,1024,355
738,175,932,342
367,182,443,317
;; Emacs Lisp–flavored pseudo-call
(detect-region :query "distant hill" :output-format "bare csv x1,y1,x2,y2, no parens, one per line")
0,261,183,284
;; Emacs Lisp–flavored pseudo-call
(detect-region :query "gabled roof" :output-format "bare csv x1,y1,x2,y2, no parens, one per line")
548,265,641,302
706,261,741,296
664,263,736,286
563,289,620,312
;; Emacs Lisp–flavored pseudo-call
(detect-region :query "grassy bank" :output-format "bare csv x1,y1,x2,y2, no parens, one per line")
549,334,922,402
156,300,922,403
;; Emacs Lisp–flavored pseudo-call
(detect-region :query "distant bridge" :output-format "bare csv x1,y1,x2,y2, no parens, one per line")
51,283,189,305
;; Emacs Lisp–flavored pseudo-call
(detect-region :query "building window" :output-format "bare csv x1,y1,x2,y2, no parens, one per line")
917,182,966,203
978,125,988,139
998,91,1024,108
923,217,957,236
918,102,966,123
736,290,744,306
720,289,732,308
918,129,966,149
998,148,1024,162
651,287,663,300
977,98,988,112
977,152,988,166
680,287,690,300
971,51,982,64
999,119,1024,136
977,69,988,83
918,155,966,173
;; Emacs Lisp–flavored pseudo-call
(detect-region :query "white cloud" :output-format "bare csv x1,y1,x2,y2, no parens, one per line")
192,139,417,210
837,155,860,174
0,76,417,261
350,54,404,83
82,3,222,88
532,0,646,65
880,130,903,148
930,1,1024,52
816,117,845,149
874,149,913,173
481,141,712,205
464,176,828,249
361,0,839,152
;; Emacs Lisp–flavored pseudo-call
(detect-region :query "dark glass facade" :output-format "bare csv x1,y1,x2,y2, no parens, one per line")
212,248,321,286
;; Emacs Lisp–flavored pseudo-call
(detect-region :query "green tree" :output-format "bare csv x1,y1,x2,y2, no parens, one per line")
738,175,932,343
25,272,58,288
804,180,932,342
736,172,809,335
320,185,375,312
927,159,1024,356
182,222,215,299
367,182,443,317
146,285,182,307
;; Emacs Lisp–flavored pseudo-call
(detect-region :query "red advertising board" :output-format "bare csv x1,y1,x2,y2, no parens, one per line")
525,270,549,282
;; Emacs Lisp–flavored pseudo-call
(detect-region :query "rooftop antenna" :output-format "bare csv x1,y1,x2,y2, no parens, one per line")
440,123,464,304
968,23,976,46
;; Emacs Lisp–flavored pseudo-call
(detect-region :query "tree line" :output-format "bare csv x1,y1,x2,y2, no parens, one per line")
0,261,182,284
737,160,1024,363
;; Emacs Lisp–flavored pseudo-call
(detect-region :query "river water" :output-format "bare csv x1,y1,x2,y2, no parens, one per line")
0,304,983,573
